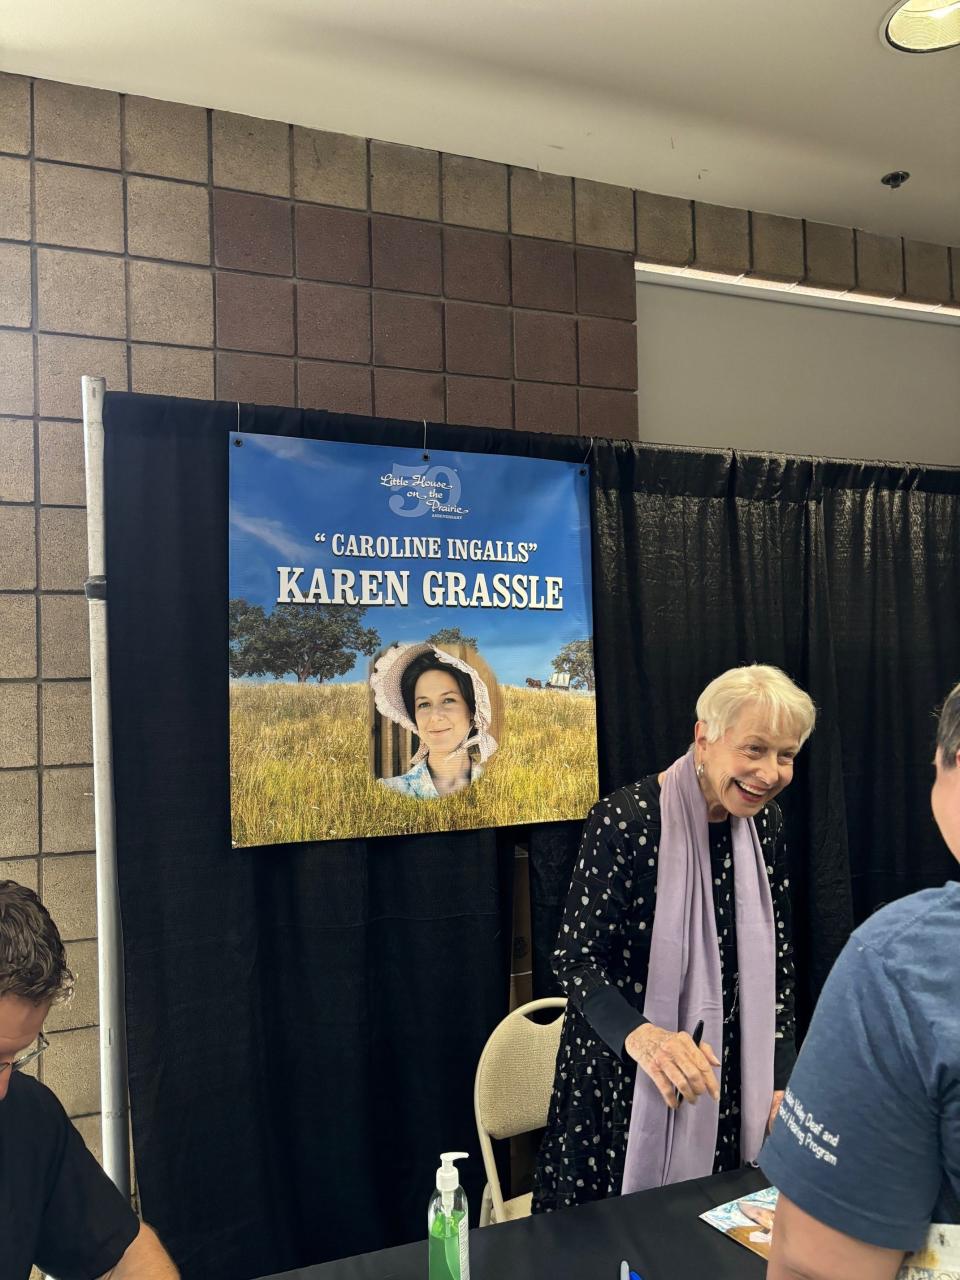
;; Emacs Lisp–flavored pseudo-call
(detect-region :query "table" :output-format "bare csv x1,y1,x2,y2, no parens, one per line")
257,1167,769,1280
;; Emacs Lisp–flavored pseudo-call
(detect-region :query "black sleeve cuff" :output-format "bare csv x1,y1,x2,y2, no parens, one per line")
774,1037,798,1089
582,985,647,1060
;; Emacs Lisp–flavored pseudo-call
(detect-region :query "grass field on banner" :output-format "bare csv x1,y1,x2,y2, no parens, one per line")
230,681,598,845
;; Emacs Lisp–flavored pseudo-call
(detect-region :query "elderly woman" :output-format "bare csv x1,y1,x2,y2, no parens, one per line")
370,642,498,799
532,663,816,1212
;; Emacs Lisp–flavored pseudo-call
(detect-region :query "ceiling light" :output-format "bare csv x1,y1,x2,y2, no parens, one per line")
883,0,960,52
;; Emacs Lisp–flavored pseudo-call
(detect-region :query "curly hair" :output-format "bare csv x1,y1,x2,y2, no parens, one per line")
0,880,74,1005
937,682,960,769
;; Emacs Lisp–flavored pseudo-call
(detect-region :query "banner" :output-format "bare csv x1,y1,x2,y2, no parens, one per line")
228,432,597,843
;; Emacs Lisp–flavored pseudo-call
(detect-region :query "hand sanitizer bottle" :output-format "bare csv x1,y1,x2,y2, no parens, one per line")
428,1152,470,1280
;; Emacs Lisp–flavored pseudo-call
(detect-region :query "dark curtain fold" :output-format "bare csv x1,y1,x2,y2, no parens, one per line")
104,394,959,1280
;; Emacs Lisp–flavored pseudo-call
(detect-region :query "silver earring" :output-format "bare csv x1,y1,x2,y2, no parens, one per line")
696,762,705,779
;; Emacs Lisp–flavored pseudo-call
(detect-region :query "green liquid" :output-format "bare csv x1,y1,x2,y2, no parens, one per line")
428,1208,467,1280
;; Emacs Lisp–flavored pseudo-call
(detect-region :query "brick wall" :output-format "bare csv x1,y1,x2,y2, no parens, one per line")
1,69,957,1155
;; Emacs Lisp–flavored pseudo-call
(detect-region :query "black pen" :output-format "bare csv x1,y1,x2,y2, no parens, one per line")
676,1019,705,1107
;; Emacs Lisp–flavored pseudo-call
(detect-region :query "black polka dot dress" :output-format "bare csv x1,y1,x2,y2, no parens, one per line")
532,774,795,1214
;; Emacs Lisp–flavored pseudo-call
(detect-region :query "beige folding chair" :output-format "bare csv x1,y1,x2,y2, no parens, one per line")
474,996,566,1226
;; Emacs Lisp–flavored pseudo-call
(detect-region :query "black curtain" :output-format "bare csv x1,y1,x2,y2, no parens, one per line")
105,394,960,1280
104,394,586,1280
530,447,960,1028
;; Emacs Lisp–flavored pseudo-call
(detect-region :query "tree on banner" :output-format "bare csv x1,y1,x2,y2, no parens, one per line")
552,639,595,691
427,626,478,649
229,599,380,683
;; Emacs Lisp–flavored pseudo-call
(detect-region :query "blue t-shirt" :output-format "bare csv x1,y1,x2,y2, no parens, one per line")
761,880,960,1252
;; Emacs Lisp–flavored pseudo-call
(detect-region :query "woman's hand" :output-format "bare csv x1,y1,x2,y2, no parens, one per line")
768,1090,785,1134
624,1023,721,1109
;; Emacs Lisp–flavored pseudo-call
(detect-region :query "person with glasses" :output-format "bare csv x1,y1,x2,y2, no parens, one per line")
0,878,179,1279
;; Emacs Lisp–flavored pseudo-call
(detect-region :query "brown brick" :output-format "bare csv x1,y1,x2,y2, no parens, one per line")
510,169,573,242
575,248,636,320
41,853,96,931
750,213,804,282
371,216,441,294
297,283,371,363
0,771,38,856
578,317,637,390
854,231,903,297
0,505,36,588
35,164,124,253
47,939,98,1032
511,238,575,313
34,81,120,168
635,191,693,265
0,330,35,415
444,302,512,378
903,240,951,303
441,155,508,232
370,142,439,220
0,156,31,240
37,337,126,419
373,293,442,370
212,111,290,196
128,261,213,346
131,346,214,400
38,421,85,505
124,96,208,182
40,595,89,678
41,768,95,854
443,228,510,305
373,369,444,422
0,73,31,154
579,387,638,439
39,507,88,590
514,311,577,384
37,250,126,339
298,361,372,416
574,179,634,251
0,418,34,502
0,856,37,890
514,382,578,436
213,190,292,275
0,594,37,678
694,202,750,273
293,128,367,209
0,243,31,327
42,681,92,766
43,1025,100,1116
295,205,370,285
127,177,210,264
216,353,295,407
0,684,37,767
216,273,295,355
805,222,855,289
445,376,513,429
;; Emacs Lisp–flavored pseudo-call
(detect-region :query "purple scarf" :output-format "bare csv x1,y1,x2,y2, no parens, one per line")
621,749,775,1194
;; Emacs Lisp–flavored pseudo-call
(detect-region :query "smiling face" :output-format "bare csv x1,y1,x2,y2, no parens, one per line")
695,704,800,819
413,669,472,757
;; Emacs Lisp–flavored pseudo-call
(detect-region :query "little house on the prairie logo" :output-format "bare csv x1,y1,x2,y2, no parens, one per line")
228,432,598,847
379,461,470,519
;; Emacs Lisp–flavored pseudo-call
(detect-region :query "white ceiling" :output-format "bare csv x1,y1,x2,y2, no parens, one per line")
2,0,958,244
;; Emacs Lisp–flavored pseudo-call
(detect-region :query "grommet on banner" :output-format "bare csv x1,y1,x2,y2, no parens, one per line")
422,419,429,462
580,437,595,476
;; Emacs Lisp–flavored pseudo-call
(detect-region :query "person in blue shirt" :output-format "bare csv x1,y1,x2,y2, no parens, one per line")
762,679,960,1280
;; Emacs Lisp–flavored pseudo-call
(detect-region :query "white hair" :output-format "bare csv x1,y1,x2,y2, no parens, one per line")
696,664,816,746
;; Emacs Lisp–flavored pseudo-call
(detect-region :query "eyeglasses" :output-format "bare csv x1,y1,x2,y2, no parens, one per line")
0,1031,49,1075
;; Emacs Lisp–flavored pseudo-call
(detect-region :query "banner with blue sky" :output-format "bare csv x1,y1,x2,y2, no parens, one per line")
229,432,597,844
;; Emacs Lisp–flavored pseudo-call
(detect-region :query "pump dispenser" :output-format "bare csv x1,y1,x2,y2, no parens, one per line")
428,1152,470,1280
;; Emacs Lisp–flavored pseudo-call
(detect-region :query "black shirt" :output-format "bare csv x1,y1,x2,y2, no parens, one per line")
1,1073,139,1280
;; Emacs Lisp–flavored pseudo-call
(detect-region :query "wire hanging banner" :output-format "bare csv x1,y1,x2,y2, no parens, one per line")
228,432,597,844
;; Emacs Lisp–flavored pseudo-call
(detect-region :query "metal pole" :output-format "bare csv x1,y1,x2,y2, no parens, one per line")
81,375,132,1198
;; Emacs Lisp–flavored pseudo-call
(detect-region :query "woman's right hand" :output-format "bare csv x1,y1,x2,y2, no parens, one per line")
624,1023,721,1109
